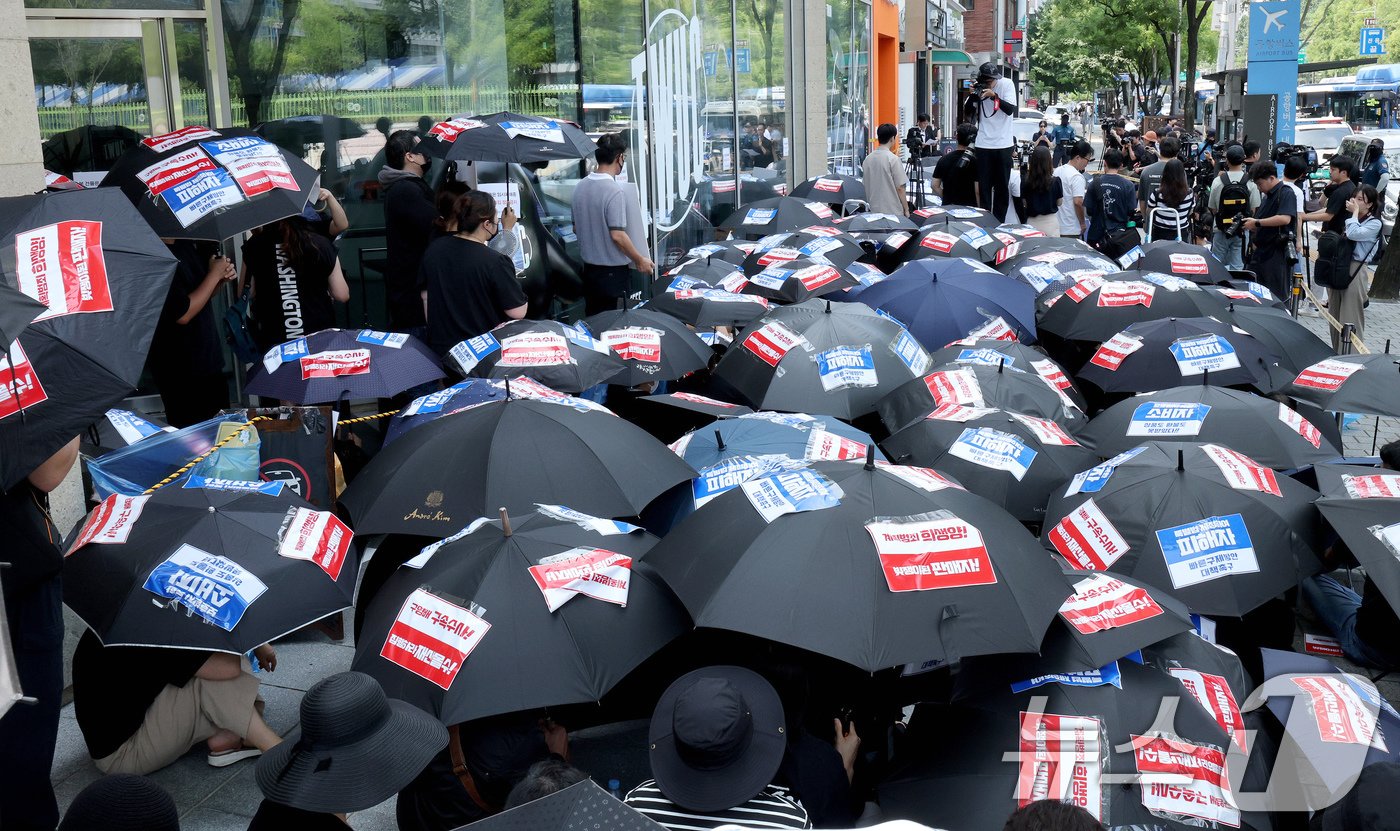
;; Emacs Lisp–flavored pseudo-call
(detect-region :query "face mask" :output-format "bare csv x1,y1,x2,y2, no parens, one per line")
420,155,433,175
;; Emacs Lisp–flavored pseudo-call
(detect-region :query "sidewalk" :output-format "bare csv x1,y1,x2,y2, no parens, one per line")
1296,296,1400,456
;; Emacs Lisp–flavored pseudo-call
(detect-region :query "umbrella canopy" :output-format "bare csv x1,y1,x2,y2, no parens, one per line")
673,411,884,470
43,171,84,192
1134,241,1233,284
645,458,1070,671
0,188,177,490
1207,281,1287,311
41,124,143,178
83,407,175,455
353,507,687,724
64,481,358,653
447,320,628,393
739,259,861,304
454,780,664,831
1224,304,1335,376
718,197,838,238
993,235,1099,268
856,257,1038,349
1076,317,1282,394
698,174,782,221
911,204,1000,228
101,126,320,241
1000,251,1118,295
0,282,46,353
712,299,929,419
1079,386,1341,469
928,339,1087,412
642,288,772,329
838,212,918,233
383,378,509,446
1036,273,1231,344
899,222,1005,264
741,230,866,273
658,256,746,289
1282,354,1400,418
882,406,1097,521
339,396,696,535
1314,466,1400,612
580,308,711,386
638,392,753,420
877,363,1085,435
255,114,366,150
246,328,444,404
1041,441,1323,616
790,172,866,202
419,112,596,163
682,240,755,266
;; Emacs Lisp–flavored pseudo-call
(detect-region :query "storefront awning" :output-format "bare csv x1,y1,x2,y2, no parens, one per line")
929,49,975,65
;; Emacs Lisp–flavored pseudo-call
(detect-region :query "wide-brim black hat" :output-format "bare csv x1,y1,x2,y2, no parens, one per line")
256,672,449,813
647,665,787,814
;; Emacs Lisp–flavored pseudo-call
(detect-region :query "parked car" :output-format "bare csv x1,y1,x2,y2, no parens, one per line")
1295,122,1356,165
1336,130,1400,237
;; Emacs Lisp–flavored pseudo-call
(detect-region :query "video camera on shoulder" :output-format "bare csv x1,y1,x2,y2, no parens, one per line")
1272,142,1319,175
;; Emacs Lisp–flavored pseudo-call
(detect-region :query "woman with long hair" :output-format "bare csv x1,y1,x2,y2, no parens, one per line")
1146,158,1195,242
240,217,349,352
1332,184,1383,351
1012,146,1063,236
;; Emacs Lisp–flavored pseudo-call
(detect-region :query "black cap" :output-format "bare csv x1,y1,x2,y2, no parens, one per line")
977,61,1000,80
1226,145,1246,165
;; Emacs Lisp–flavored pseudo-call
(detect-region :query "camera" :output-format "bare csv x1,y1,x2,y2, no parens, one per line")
1223,213,1246,239
906,130,926,159
1273,142,1319,174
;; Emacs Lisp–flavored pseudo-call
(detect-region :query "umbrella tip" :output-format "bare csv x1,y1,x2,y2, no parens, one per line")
1202,368,1209,386
714,428,725,451
864,444,877,470
1177,449,1185,471
825,300,832,314
499,507,513,537
998,357,1006,374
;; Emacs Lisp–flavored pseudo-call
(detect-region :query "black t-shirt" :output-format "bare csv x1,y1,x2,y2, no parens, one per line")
419,236,528,356
1356,579,1400,666
933,149,979,207
148,241,224,379
72,630,209,760
243,228,339,351
1021,176,1063,218
1253,182,1298,252
248,801,351,830
383,175,436,328
1085,173,1139,241
0,483,62,590
1323,180,1356,236
775,733,855,828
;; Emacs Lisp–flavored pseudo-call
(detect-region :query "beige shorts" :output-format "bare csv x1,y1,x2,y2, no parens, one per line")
95,668,261,776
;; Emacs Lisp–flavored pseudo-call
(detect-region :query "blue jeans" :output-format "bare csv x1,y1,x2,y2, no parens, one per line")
1211,229,1244,271
1302,574,1397,669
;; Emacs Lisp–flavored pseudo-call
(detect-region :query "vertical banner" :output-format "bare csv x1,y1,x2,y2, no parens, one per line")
1246,0,1300,150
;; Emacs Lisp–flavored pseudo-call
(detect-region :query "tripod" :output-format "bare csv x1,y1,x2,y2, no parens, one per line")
906,148,929,210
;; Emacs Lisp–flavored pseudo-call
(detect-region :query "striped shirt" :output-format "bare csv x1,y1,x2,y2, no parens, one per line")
624,780,812,830
1147,190,1196,241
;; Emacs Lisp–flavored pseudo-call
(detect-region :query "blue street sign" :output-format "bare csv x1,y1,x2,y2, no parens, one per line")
736,47,751,73
704,51,717,76
1248,0,1301,145
1361,27,1387,56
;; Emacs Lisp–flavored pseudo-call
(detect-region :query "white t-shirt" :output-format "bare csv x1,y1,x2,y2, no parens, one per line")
1054,163,1088,235
973,77,1018,150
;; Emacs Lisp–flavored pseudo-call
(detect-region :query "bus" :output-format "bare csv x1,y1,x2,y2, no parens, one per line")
1296,65,1400,130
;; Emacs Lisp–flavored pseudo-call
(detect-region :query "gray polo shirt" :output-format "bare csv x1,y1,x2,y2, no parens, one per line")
571,172,630,267
862,147,908,216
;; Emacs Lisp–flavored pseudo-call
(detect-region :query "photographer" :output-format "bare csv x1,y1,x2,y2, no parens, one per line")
1196,129,1217,168
907,114,937,156
1243,161,1299,300
932,122,980,207
962,61,1017,221
1207,144,1260,269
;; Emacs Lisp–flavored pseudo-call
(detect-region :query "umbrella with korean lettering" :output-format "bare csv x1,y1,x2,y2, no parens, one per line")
579,308,711,386
445,320,627,393
654,255,746,291
1078,386,1341,469
1134,240,1233,285
1205,280,1288,311
82,407,175,456
698,174,782,224
246,328,445,403
717,197,838,238
383,379,510,446
418,112,596,164
838,212,919,234
991,234,1097,268
790,172,865,203
710,299,930,420
741,230,867,273
644,456,1070,672
911,204,1000,229
882,406,1097,523
877,363,1086,435
897,221,1006,265
998,250,1118,295
339,396,696,536
0,188,178,490
0,282,46,355
854,257,1038,350
1040,441,1324,617
62,479,359,653
681,240,757,266
351,506,686,724
642,287,772,329
1312,464,1400,614
1282,354,1400,418
101,126,320,241
1035,273,1232,345
879,660,1243,831
1223,303,1335,376
928,339,1088,413
738,258,862,304
1076,318,1283,395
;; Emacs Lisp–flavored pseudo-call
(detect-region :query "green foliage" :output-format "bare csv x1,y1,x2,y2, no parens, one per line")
1300,0,1400,65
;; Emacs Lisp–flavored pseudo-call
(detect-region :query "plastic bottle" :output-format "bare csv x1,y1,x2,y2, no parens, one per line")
608,779,623,800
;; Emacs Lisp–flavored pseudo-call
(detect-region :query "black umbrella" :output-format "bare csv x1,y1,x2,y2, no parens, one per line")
899,221,1005,264
718,197,837,238
682,240,755,266
790,172,865,202
1041,441,1323,616
339,396,696,535
698,174,781,223
452,780,663,830
83,407,175,455
64,482,358,653
41,124,143,179
352,507,686,724
838,212,918,233
658,256,746,289
1036,273,1232,344
1134,241,1233,285
1079,386,1341,469
246,328,445,403
928,339,1088,412
1315,469,1400,612
993,235,1100,268
642,287,772,329
256,114,366,150
383,379,509,446
911,204,1000,228
1283,354,1400,418
43,171,85,192
101,126,320,241
712,299,927,419
1001,253,1118,295
1206,282,1288,311
0,188,177,490
883,407,1097,522
447,320,628,393
580,308,711,386
639,392,753,420
877,363,1086,435
1224,304,1335,376
0,282,45,352
741,230,866,273
739,259,861,304
419,112,596,164
645,458,1069,671
1076,317,1282,394
673,411,883,469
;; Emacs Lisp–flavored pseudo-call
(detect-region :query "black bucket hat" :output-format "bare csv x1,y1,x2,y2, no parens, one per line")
647,665,787,813
255,671,448,813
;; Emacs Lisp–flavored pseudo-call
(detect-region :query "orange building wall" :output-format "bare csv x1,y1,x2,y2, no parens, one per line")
871,0,899,143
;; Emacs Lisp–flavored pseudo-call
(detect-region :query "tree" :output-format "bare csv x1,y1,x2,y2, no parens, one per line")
1180,0,1213,130
223,0,302,125
739,0,780,96
1372,223,1400,299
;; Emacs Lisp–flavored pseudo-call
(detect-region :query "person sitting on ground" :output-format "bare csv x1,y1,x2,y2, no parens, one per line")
71,629,281,776
1002,799,1105,831
625,666,811,829
1012,146,1063,237
502,758,590,810
931,123,980,208
765,662,861,828
1146,159,1196,242
57,774,180,831
250,671,448,829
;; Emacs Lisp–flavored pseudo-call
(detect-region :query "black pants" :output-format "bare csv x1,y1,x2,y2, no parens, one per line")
975,146,1014,222
583,263,631,316
0,572,63,831
1249,247,1290,304
156,371,230,428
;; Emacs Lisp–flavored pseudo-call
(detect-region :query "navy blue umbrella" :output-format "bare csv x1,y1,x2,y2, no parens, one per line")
383,379,508,445
245,328,445,404
855,257,1038,350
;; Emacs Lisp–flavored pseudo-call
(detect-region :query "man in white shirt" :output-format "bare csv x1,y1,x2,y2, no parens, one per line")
1054,141,1093,238
861,123,909,216
962,62,1017,221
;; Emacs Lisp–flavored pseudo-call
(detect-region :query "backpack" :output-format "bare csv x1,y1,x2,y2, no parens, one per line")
1314,230,1361,290
1216,173,1251,231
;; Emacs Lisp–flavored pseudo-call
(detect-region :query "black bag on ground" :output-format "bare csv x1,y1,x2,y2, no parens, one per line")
1097,226,1141,259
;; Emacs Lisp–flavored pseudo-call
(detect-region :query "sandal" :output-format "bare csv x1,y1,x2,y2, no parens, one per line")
207,746,262,767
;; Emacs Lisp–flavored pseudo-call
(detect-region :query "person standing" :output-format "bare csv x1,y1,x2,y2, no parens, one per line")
1281,156,1311,306
1136,135,1179,215
1145,160,1196,242
1030,121,1053,152
149,241,234,427
1085,149,1140,255
931,123,980,207
1242,161,1298,301
1361,139,1390,191
1012,146,1063,237
241,218,350,352
0,439,78,831
862,123,909,216
571,133,655,314
1328,185,1383,351
1302,157,1357,239
379,130,437,333
1050,113,1077,165
1207,145,1260,270
964,62,1017,221
1054,140,1092,238
1079,104,1092,137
